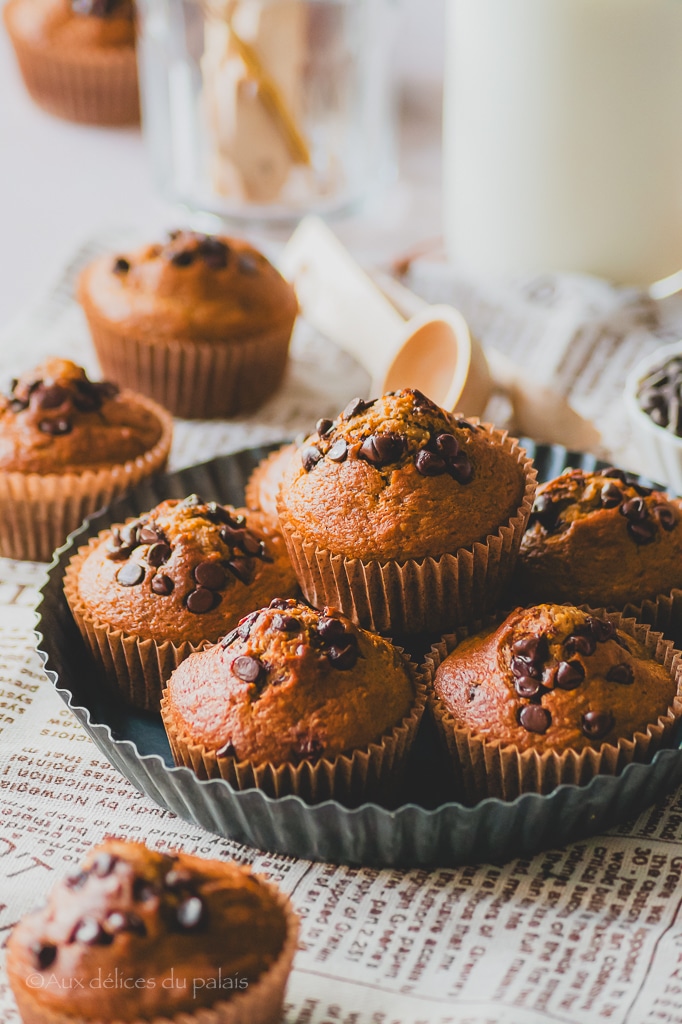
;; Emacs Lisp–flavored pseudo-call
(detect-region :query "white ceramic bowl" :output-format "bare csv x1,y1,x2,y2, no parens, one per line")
625,340,682,494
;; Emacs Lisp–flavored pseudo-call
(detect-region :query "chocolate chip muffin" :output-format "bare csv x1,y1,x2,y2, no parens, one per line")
4,0,139,125
78,230,298,419
276,389,536,633
429,604,682,801
0,358,172,561
64,494,299,710
6,839,298,1024
515,467,682,608
161,598,426,804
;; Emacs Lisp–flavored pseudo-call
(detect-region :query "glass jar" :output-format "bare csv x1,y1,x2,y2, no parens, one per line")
136,0,397,220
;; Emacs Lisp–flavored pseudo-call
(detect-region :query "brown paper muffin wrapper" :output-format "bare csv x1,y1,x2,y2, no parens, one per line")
277,425,537,635
0,396,172,563
424,611,682,804
161,658,428,806
623,588,682,651
85,315,294,420
10,881,299,1024
244,443,298,516
4,22,139,126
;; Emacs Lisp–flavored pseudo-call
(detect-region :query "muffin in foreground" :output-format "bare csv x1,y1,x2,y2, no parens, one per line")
0,358,172,561
276,388,536,633
429,604,682,802
3,0,139,125
64,494,299,710
516,467,682,608
78,230,298,419
6,838,298,1024
161,599,426,804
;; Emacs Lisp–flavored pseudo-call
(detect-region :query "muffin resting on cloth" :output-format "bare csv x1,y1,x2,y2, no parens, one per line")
161,598,426,803
6,838,298,1024
0,358,172,561
516,467,682,608
78,230,298,419
3,0,139,125
429,603,682,801
64,494,299,709
276,388,536,633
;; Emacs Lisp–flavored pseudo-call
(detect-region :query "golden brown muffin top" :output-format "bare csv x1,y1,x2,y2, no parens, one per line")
517,468,682,607
71,495,299,643
434,604,677,754
0,358,166,473
277,389,526,561
77,231,298,344
163,599,415,766
5,839,288,1020
5,0,134,50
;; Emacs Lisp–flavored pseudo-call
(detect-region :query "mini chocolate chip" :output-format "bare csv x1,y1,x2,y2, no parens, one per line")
147,542,171,567
564,633,596,658
176,897,206,931
227,558,253,584
270,598,293,610
512,635,548,665
621,497,648,521
511,656,543,680
519,705,552,734
205,502,234,524
654,504,678,531
581,710,614,740
433,432,460,458
119,523,140,548
586,616,616,643
359,432,405,466
301,445,323,472
555,660,585,690
151,573,174,596
240,531,262,556
113,257,130,274
220,525,245,547
273,614,300,631
600,482,623,509
139,525,161,545
514,675,542,698
71,919,113,946
170,250,195,267
607,663,634,685
628,519,657,544
602,467,627,483
194,561,227,590
34,384,69,410
232,655,262,682
343,397,368,420
327,439,348,462
237,611,259,639
449,453,474,484
415,449,447,476
316,418,333,436
220,629,239,648
530,494,560,531
39,417,71,435
91,852,116,877
318,616,346,641
117,563,145,587
32,943,57,970
186,587,216,613
216,740,237,758
327,643,358,670
105,911,146,936
237,254,258,274
183,493,202,507
198,237,229,269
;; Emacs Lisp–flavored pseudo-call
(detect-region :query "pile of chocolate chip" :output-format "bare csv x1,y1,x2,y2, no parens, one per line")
8,372,118,436
638,355,682,434
510,616,631,739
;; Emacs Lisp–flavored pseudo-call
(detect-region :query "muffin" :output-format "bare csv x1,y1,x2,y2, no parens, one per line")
0,358,172,562
429,603,682,802
64,494,299,709
3,0,139,126
78,230,299,419
161,598,426,804
6,838,298,1024
244,441,298,517
276,389,536,634
516,467,682,608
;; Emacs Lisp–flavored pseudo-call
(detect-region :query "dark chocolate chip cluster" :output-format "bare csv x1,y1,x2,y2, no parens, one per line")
638,355,682,433
108,496,271,614
511,616,631,740
7,371,118,437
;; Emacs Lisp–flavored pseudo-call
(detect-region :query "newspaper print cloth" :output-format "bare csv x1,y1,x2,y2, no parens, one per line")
2,245,682,1023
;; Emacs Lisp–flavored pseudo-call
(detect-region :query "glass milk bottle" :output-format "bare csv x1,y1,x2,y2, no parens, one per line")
443,0,682,285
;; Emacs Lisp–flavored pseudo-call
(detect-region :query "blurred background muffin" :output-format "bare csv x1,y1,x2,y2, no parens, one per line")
0,357,172,561
78,229,298,419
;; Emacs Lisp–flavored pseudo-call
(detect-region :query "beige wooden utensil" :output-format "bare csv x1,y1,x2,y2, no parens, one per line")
281,217,601,450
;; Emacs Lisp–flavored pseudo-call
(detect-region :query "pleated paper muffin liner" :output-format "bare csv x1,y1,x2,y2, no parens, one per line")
161,659,428,806
3,21,139,126
9,881,299,1024
244,442,298,517
622,588,682,652
277,425,537,635
424,611,682,804
0,396,172,563
84,316,294,420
